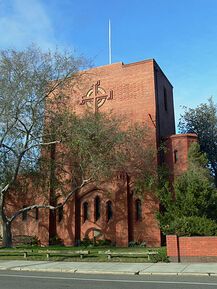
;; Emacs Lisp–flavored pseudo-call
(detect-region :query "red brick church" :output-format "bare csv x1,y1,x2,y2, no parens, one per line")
9,59,197,247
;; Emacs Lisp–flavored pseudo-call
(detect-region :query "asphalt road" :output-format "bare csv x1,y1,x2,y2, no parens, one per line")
1,271,217,289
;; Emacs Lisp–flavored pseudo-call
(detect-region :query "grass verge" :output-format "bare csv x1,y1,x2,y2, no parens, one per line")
0,246,168,262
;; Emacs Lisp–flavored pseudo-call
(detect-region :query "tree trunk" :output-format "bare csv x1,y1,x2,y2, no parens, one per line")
2,221,12,248
0,191,12,247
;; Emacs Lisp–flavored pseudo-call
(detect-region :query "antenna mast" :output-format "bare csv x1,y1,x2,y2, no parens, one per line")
109,19,112,64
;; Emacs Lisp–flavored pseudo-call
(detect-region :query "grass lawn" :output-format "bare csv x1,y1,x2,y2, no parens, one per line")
0,245,168,262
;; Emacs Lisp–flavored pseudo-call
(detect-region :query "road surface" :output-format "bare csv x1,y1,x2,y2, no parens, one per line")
1,271,217,289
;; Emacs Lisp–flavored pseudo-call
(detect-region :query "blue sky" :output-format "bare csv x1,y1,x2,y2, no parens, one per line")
1,0,217,128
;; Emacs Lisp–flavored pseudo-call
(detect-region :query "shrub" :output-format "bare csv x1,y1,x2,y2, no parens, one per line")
13,235,40,246
157,143,217,237
128,241,139,247
128,241,146,247
80,237,93,247
49,235,63,246
162,216,217,236
96,239,112,246
149,247,169,263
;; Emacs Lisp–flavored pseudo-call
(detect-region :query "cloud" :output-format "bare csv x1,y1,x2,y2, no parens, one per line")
0,0,56,50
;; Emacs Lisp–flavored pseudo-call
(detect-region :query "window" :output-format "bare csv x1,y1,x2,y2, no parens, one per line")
22,206,27,221
163,87,168,111
174,149,178,163
35,208,39,220
58,204,63,222
83,202,89,223
106,201,113,222
94,196,101,221
135,199,142,221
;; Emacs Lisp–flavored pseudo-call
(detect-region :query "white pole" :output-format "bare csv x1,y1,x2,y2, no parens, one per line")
109,19,112,64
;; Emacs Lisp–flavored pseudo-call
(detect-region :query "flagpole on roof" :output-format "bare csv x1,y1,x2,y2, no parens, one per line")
109,19,112,64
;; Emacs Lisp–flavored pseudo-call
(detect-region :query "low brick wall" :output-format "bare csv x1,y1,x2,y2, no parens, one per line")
167,235,217,262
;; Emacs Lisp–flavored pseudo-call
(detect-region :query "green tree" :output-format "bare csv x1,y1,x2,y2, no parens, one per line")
45,110,156,211
0,47,156,248
179,98,217,186
0,45,85,247
157,143,217,236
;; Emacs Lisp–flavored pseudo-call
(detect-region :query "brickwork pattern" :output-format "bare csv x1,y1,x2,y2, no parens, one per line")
167,235,217,262
8,59,196,248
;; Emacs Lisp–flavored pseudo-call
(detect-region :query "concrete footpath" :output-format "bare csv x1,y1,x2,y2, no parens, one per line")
0,260,217,276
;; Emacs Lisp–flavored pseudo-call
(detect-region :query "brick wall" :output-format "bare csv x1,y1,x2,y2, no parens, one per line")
131,192,161,247
7,59,181,248
164,133,197,180
53,59,166,247
154,63,175,139
167,235,217,262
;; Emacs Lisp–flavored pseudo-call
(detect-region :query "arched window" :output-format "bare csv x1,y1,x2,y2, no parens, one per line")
83,202,89,223
174,149,178,163
94,196,101,221
106,201,113,222
135,199,142,221
58,204,63,222
22,206,27,221
35,208,39,220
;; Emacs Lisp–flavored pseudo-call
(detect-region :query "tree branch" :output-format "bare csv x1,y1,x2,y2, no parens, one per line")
22,140,61,154
9,178,91,223
0,143,18,156
0,184,10,196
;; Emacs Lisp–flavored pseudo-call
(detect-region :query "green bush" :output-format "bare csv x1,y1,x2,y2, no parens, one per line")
149,247,169,263
128,241,139,247
96,239,112,246
157,143,217,238
162,216,217,236
49,235,63,246
79,237,93,247
128,241,146,247
13,235,40,246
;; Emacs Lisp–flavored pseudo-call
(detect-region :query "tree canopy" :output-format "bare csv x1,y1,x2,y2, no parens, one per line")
0,45,85,246
47,110,156,197
0,45,84,188
157,143,217,236
179,98,217,186
0,46,156,247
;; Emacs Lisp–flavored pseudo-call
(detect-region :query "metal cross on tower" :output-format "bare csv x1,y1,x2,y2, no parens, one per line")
80,80,113,113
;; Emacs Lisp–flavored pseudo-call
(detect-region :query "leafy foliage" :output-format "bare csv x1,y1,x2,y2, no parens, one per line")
55,111,125,182
0,45,84,188
179,98,217,186
46,110,156,195
0,45,85,247
13,235,40,246
49,235,63,246
157,143,217,236
0,45,156,248
149,247,169,263
161,216,217,237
